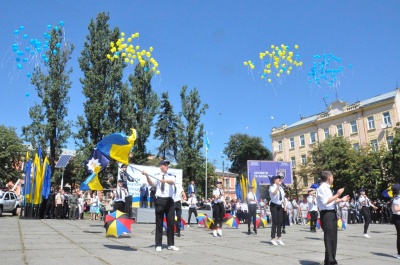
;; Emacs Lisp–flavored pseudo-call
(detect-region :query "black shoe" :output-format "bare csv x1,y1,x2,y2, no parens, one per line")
253,229,257,235
248,229,251,235
177,234,181,237
282,230,286,234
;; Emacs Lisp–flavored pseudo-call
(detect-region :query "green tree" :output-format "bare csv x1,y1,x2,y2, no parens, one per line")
75,12,125,151
154,92,179,161
176,86,208,189
383,123,400,184
128,64,159,164
0,125,25,185
223,133,272,176
22,27,74,172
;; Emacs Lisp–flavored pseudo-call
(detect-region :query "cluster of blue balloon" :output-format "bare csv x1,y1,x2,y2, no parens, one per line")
11,21,65,79
307,53,352,88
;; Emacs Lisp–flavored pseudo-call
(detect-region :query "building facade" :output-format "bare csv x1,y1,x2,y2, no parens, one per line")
270,89,400,194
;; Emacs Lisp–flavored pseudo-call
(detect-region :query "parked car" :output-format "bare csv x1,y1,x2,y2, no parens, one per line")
0,191,20,216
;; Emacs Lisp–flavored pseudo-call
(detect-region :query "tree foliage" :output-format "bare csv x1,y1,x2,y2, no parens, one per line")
153,92,179,161
0,125,25,185
176,86,208,190
22,27,74,173
383,123,400,184
224,133,272,176
128,64,159,164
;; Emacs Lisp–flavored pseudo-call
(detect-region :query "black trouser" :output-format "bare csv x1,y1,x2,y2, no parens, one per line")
393,215,400,255
349,210,356,224
361,206,371,234
188,208,198,224
212,202,225,229
155,197,174,247
46,201,55,218
310,211,318,231
140,196,148,208
113,201,125,212
174,201,182,235
56,204,63,219
320,210,338,265
270,202,283,238
247,204,257,231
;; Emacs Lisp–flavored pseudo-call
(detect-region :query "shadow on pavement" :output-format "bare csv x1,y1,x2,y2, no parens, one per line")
83,230,102,234
304,237,322,240
298,260,321,265
371,252,396,259
103,245,137,251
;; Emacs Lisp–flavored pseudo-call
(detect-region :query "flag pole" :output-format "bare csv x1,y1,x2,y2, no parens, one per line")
205,148,208,201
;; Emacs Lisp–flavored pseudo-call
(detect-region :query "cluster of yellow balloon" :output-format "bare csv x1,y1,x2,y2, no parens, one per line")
106,32,160,75
244,44,302,84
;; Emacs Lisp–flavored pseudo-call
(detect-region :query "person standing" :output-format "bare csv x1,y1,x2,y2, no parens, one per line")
78,192,84,220
212,181,225,237
358,188,378,238
113,179,128,212
149,186,156,208
292,197,300,224
142,160,179,252
286,196,294,225
390,184,400,259
299,198,309,225
187,180,196,195
307,189,318,232
316,170,349,265
247,186,258,235
348,198,357,224
68,191,79,220
140,183,149,208
89,191,99,221
173,183,186,237
339,199,350,225
45,187,56,219
269,175,285,246
55,188,64,219
187,192,199,227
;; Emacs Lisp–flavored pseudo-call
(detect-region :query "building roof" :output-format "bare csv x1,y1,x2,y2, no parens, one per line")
283,90,398,130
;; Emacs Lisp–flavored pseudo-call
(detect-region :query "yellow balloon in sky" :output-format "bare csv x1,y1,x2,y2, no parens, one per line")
106,54,111,59
268,79,271,83
127,38,132,42
146,52,151,57
271,45,274,49
156,70,160,74
110,42,114,47
136,45,140,50
294,44,299,49
149,47,153,52
121,32,125,37
244,62,248,66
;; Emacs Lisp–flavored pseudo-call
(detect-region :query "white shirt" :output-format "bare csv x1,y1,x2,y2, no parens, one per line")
286,200,293,210
358,195,370,207
317,182,335,210
173,184,183,202
188,196,198,208
241,203,248,211
392,196,400,216
247,192,257,205
153,172,176,198
300,201,308,211
114,187,127,202
292,200,299,209
269,184,285,205
307,195,318,211
213,188,224,203
339,201,349,210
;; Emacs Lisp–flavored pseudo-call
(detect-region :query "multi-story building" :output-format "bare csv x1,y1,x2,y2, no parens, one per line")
270,89,399,195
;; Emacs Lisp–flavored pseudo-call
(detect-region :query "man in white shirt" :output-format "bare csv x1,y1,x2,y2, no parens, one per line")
299,199,308,225
292,197,300,224
187,192,199,227
247,186,258,235
316,170,349,265
142,160,179,252
307,189,318,232
339,200,350,225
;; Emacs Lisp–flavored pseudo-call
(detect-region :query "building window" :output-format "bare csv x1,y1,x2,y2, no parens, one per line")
301,154,306,165
387,136,393,149
383,112,392,126
324,128,329,139
353,143,360,152
367,116,375,130
350,120,358,134
278,141,282,151
337,124,343,136
291,157,296,168
290,137,295,149
302,175,308,187
299,135,305,146
310,132,316,144
371,139,378,152
224,178,230,188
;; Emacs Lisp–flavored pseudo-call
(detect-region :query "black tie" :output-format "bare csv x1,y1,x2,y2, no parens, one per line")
278,188,282,201
119,189,122,199
161,174,165,192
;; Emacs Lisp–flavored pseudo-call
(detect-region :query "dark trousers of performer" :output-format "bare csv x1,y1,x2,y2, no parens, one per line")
155,197,175,247
69,204,77,220
349,210,356,224
212,202,225,229
270,202,283,238
113,201,126,212
46,201,55,218
188,207,198,224
393,215,400,255
361,206,371,234
247,204,257,233
282,210,287,232
140,196,148,208
174,201,182,236
320,210,338,265
56,204,63,219
310,210,318,231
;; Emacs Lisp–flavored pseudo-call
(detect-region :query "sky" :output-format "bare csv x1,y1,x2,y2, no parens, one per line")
1,1,400,171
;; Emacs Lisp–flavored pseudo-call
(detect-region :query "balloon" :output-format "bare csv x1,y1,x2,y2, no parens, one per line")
14,30,19,35
17,64,22,69
52,50,57,55
26,73,31,78
19,26,25,30
25,93,30,97
59,21,64,27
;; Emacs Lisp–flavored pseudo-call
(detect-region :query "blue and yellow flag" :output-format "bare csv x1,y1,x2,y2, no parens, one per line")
32,153,43,204
252,176,257,197
23,151,32,197
41,157,52,199
96,129,136,165
205,133,210,152
80,167,103,191
83,149,110,175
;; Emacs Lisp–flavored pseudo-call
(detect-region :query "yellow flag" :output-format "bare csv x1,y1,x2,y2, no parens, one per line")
33,154,43,204
252,177,257,196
